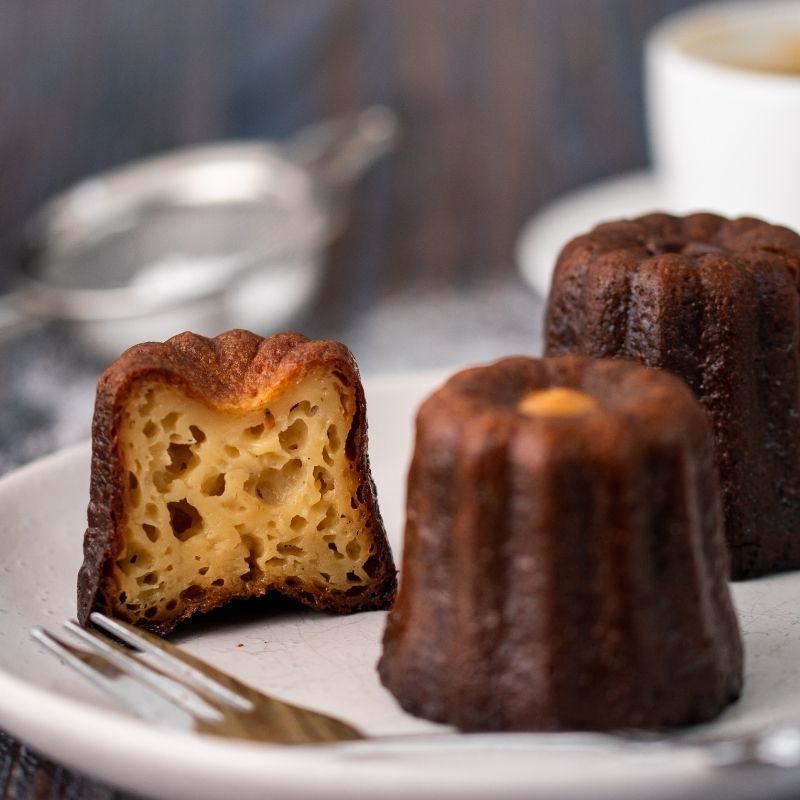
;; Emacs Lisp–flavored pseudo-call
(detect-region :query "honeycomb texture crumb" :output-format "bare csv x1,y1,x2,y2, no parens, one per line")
110,372,381,628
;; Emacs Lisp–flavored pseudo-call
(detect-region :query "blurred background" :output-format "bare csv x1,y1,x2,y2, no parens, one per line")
0,0,699,471
0,1,699,294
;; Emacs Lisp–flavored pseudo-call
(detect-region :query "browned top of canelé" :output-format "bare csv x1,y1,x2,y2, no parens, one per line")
558,212,800,280
421,353,709,449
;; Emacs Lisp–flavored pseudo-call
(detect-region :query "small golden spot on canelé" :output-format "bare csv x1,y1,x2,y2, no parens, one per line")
518,388,599,417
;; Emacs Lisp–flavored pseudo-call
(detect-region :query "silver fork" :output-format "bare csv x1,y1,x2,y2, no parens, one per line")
32,612,363,745
30,613,800,766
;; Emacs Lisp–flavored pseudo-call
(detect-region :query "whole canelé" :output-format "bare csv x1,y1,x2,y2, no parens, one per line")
379,356,743,731
545,212,800,579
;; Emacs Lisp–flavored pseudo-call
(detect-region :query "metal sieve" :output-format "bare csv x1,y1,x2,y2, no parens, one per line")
0,107,398,359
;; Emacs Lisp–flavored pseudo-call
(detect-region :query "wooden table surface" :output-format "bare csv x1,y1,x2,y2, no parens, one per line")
0,1,699,797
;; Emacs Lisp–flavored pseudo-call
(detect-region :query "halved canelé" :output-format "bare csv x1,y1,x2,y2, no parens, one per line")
78,330,396,634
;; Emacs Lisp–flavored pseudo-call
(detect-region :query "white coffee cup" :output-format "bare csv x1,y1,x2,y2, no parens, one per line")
646,0,800,229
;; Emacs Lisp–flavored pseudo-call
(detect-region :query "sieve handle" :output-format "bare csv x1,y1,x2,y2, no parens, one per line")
0,289,44,339
285,106,400,192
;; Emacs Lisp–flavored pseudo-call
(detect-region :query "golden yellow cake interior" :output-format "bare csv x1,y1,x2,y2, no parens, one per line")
112,371,380,625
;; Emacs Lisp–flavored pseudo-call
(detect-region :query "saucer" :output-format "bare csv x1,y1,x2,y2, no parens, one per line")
516,170,671,297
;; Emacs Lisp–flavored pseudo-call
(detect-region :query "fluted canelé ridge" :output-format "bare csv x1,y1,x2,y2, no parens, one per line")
379,356,743,731
545,212,800,579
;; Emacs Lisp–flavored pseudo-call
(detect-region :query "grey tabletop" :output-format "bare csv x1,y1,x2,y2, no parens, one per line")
0,277,544,475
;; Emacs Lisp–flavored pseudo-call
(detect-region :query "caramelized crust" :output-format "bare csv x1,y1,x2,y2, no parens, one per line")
78,330,396,634
545,212,800,578
380,356,743,731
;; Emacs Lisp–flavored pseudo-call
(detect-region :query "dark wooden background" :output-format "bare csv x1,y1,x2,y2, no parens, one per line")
0,1,700,301
0,1,702,797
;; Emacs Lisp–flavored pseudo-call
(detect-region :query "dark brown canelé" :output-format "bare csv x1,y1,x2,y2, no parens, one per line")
379,356,743,731
78,330,396,634
545,213,800,580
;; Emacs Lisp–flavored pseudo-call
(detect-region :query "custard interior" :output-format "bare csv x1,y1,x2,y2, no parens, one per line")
112,372,379,625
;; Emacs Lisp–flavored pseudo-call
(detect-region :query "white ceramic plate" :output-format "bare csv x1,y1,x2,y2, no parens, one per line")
2,370,800,800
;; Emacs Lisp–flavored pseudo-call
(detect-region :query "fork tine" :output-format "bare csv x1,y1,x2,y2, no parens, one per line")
31,627,195,729
89,612,364,743
89,612,252,711
63,620,224,722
